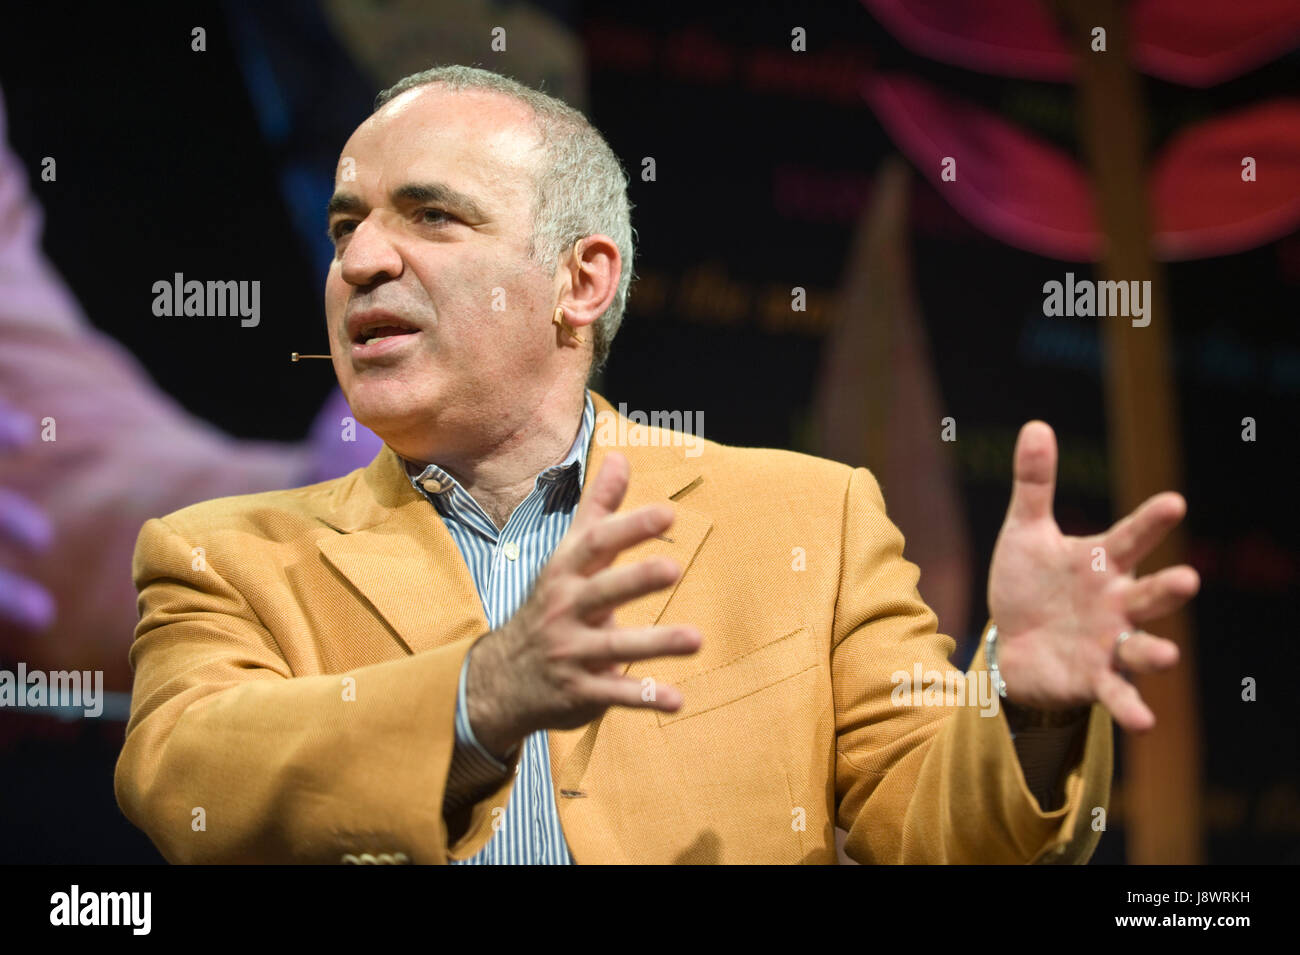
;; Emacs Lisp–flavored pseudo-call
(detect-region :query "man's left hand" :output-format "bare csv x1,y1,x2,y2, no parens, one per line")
987,421,1200,732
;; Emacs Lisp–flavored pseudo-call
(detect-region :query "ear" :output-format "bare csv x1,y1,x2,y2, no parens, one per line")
555,235,620,332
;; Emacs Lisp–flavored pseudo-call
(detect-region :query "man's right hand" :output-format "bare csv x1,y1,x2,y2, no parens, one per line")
465,451,701,759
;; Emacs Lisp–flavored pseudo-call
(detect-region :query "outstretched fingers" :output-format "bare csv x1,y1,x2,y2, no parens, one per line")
1105,492,1186,573
1124,565,1200,622
1096,670,1156,732
576,624,702,667
1111,629,1180,675
562,504,675,579
574,559,681,623
577,669,685,714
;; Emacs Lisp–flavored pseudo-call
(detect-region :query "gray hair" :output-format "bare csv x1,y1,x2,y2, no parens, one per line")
374,65,635,376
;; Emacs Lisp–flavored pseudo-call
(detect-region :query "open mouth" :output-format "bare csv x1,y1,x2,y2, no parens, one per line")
350,317,421,346
354,325,419,345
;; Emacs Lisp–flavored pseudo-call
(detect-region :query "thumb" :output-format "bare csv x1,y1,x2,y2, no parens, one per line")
1006,420,1058,525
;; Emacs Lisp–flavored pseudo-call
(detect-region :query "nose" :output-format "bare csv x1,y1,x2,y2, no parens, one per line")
339,215,403,287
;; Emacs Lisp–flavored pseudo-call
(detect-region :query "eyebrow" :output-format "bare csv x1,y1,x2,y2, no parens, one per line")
326,182,489,224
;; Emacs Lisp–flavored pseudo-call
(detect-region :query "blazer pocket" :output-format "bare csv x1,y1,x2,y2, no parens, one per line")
658,624,818,727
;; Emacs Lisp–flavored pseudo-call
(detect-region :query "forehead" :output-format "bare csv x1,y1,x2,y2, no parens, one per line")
341,86,541,202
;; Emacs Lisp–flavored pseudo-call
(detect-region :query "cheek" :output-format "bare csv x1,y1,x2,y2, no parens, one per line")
475,290,548,364
323,275,345,324
495,271,553,339
440,269,535,343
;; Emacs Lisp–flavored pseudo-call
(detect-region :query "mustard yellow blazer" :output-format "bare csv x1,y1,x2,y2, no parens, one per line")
115,391,1111,863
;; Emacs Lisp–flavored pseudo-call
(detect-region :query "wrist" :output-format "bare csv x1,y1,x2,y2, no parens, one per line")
465,633,523,760
986,623,1090,727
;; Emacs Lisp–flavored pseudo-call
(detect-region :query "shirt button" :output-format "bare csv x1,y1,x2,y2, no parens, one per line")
503,541,520,561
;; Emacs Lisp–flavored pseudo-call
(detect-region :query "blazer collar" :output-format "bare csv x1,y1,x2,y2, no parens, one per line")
315,390,711,658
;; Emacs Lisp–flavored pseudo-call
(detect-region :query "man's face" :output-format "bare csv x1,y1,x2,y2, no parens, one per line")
324,86,561,460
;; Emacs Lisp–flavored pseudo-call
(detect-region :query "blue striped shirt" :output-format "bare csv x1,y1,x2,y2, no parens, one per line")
405,390,595,864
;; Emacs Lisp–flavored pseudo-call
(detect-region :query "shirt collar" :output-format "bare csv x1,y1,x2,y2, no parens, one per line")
403,390,595,499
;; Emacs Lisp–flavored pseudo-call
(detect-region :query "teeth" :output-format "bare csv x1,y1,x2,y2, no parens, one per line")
357,325,415,345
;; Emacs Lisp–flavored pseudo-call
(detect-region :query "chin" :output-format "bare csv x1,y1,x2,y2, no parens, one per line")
345,384,435,441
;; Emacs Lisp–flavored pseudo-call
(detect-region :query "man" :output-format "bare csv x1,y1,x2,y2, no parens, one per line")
115,66,1198,864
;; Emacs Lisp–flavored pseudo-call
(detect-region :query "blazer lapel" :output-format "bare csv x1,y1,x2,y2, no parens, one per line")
584,394,712,638
551,392,713,790
316,445,489,656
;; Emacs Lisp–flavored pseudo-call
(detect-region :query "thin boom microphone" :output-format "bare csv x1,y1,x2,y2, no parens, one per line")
290,352,331,361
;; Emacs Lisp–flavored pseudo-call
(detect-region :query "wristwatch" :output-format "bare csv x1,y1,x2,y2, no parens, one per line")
985,624,1092,730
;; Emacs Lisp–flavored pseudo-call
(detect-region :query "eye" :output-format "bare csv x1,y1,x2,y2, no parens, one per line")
419,208,454,226
328,220,358,242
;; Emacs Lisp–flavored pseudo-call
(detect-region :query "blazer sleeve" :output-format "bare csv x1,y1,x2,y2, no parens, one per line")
832,467,1113,864
114,516,520,864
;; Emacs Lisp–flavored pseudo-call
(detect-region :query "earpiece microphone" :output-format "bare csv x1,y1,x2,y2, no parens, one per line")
290,353,331,361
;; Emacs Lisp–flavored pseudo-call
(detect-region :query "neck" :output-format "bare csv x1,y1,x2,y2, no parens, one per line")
403,387,587,531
